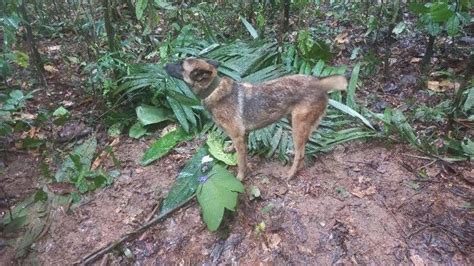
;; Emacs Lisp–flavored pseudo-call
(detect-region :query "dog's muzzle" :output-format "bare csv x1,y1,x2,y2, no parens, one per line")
164,62,184,80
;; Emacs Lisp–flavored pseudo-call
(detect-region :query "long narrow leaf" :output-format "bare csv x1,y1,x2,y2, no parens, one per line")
329,99,374,130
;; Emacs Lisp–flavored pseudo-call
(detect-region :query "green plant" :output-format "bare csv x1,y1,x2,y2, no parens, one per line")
54,136,115,195
0,90,35,136
409,1,472,68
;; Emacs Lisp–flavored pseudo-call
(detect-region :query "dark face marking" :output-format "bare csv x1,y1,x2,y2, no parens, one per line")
164,62,184,80
206,60,220,68
190,69,212,82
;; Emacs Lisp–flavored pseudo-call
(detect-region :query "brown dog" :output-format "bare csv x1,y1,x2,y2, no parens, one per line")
165,58,347,180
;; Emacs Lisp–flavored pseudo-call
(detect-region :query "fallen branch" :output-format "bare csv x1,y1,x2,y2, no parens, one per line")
75,196,195,265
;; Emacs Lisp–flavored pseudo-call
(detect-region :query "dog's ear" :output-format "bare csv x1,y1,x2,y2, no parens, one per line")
206,59,220,68
190,69,212,82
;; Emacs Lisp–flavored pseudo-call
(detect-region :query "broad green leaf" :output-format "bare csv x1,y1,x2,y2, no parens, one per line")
129,121,147,139
160,147,211,213
446,15,460,36
136,105,170,126
408,3,429,14
135,0,148,20
9,90,24,100
463,88,474,112
206,133,237,166
55,136,97,182
346,63,361,110
107,123,123,137
430,2,454,23
52,106,69,117
329,100,374,130
13,51,29,68
240,16,259,39
197,164,244,231
461,139,474,160
392,21,406,35
140,127,192,166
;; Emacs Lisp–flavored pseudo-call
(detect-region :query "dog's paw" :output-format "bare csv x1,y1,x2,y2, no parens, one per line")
236,173,245,181
223,143,236,153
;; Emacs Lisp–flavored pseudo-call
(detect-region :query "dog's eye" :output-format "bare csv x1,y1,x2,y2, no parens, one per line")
191,69,212,81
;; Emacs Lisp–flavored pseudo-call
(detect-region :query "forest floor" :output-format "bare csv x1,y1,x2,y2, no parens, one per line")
1,33,473,265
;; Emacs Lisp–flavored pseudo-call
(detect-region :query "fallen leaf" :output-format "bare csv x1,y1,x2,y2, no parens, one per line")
427,80,460,92
351,185,376,198
47,182,77,195
61,100,74,107
91,137,120,170
18,112,37,120
335,32,349,44
269,234,281,249
47,45,61,52
298,245,313,255
44,65,59,73
410,254,425,266
427,81,442,92
410,57,422,63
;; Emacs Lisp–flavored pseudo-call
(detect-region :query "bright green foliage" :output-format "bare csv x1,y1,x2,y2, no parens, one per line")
409,1,470,36
196,164,244,231
136,104,170,126
160,147,211,213
140,127,192,166
54,136,113,194
128,121,147,139
206,132,237,166
135,0,148,21
461,139,474,160
55,136,97,182
52,106,69,117
346,63,361,110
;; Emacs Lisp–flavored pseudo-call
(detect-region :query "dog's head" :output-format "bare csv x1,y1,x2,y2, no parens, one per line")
165,58,220,96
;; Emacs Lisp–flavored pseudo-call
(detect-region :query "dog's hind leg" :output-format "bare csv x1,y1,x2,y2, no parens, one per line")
288,103,325,178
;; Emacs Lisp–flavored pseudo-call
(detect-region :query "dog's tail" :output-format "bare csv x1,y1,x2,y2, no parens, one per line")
317,75,348,92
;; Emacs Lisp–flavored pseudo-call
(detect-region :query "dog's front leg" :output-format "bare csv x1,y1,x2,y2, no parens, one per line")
228,134,247,181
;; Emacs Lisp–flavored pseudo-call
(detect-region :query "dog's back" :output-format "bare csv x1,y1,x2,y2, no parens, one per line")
240,75,347,130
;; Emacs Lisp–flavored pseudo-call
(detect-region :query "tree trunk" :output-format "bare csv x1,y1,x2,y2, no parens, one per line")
421,35,436,71
102,0,116,53
282,0,290,33
383,1,401,80
20,0,47,86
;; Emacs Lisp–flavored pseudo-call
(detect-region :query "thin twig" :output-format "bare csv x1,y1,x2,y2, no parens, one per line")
75,196,195,265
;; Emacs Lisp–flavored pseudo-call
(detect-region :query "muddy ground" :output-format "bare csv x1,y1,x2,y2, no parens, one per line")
2,136,473,265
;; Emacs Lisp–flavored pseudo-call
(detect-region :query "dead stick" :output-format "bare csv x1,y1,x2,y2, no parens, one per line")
75,196,195,265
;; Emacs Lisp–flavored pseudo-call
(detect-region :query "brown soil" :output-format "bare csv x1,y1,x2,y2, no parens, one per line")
2,139,472,265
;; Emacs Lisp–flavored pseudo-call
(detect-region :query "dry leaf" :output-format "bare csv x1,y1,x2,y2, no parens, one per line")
61,100,75,107
427,81,443,92
427,80,459,92
335,32,349,44
351,185,376,198
91,137,120,170
47,45,61,52
44,65,59,73
17,112,37,120
47,182,76,195
269,234,281,249
410,254,425,266
410,57,422,63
